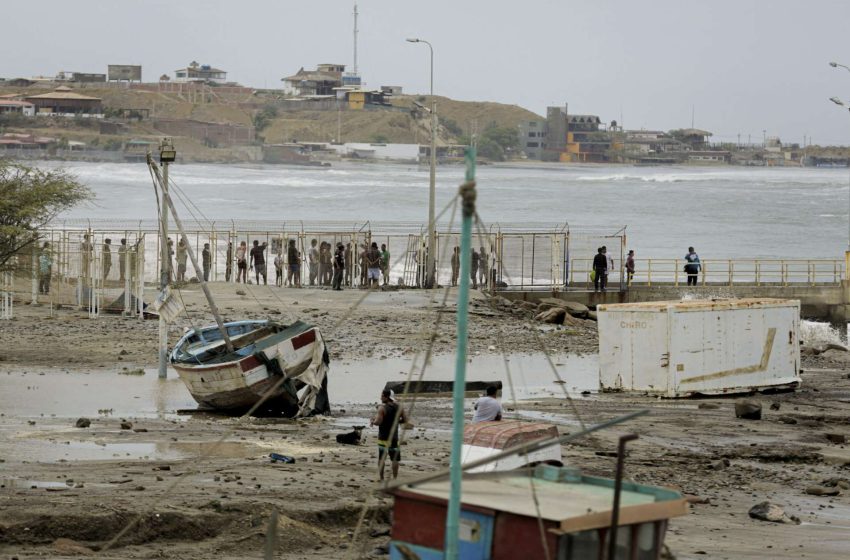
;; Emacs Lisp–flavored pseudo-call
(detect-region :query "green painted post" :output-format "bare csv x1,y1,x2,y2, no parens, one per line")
445,146,476,559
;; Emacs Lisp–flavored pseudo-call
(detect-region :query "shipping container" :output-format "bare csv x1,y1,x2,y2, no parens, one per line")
597,298,801,397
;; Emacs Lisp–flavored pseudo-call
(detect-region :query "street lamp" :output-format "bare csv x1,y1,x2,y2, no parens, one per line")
407,37,437,288
829,60,850,255
158,137,175,378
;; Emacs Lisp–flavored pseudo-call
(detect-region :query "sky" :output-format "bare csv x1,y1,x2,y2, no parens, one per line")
4,0,850,145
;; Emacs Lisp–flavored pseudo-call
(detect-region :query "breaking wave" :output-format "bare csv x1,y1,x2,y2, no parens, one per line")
801,320,846,347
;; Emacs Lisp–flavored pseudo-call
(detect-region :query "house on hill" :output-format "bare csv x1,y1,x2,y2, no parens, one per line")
174,61,227,84
25,86,103,117
282,64,346,96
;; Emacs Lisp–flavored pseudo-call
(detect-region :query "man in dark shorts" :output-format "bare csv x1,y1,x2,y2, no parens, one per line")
249,240,268,285
371,389,409,481
287,239,301,287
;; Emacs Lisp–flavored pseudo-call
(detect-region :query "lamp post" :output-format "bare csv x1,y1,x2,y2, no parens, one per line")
158,138,176,379
407,37,437,288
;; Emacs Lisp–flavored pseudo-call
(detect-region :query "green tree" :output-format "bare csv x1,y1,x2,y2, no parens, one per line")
0,162,92,270
481,126,519,151
370,134,390,144
253,105,278,132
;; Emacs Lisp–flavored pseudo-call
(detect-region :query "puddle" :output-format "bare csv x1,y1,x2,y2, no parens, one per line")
1,439,269,463
332,353,598,405
0,368,196,419
1,479,72,490
0,353,598,419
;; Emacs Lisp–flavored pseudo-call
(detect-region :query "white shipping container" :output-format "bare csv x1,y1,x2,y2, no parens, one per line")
597,298,801,397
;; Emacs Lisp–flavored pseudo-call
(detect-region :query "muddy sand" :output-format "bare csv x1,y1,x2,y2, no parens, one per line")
1,284,850,559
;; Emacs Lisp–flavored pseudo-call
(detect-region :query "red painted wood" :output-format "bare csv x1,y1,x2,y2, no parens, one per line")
492,512,559,560
239,355,262,372
392,495,447,550
291,328,316,350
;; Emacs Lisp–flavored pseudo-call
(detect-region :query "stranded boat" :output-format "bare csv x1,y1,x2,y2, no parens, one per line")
170,319,330,416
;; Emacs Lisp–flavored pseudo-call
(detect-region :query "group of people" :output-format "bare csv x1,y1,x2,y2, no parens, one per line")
37,236,141,296
224,238,391,290
449,246,493,289
592,246,702,291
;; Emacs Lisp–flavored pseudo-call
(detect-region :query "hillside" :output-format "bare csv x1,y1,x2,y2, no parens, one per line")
0,83,541,161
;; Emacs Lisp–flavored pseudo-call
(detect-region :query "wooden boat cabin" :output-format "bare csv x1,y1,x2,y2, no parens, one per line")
389,464,687,560
462,420,561,473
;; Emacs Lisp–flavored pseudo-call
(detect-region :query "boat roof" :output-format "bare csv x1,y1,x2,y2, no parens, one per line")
394,465,686,533
463,420,558,449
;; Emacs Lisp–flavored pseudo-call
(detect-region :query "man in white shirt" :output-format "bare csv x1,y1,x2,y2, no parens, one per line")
472,386,502,423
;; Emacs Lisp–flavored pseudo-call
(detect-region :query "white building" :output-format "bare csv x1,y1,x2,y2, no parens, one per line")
174,61,227,84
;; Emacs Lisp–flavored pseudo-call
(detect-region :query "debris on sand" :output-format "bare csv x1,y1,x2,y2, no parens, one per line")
74,417,91,428
735,399,762,420
805,485,840,496
748,501,800,524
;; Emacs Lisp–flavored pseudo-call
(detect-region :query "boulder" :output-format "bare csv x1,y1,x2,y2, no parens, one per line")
535,307,566,324
820,349,850,363
74,417,91,428
536,298,589,318
586,310,598,321
748,501,800,524
825,433,847,444
800,345,821,356
805,485,840,496
735,399,762,420
698,403,720,410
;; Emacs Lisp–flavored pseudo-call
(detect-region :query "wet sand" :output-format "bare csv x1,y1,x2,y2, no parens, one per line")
2,285,850,559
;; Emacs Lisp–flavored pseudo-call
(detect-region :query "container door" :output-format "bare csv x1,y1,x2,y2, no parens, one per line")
458,510,494,560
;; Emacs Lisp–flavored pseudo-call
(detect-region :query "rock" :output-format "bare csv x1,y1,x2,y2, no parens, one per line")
778,416,798,425
825,433,847,444
748,501,800,524
824,342,849,352
822,477,850,490
52,538,94,555
120,421,133,430
735,399,762,420
537,298,589,318
819,349,850,363
805,485,840,496
685,494,711,505
535,307,566,324
708,458,730,470
800,345,821,356
769,402,781,411
586,310,598,321
74,417,91,428
235,289,246,296
698,403,720,410
133,428,148,433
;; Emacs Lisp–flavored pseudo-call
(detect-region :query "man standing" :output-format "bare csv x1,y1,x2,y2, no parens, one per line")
225,242,233,282
344,242,353,287
286,239,300,287
332,242,345,290
685,246,701,286
366,242,381,289
472,386,502,423
80,234,93,281
202,242,211,282
250,240,268,285
359,243,368,287
625,249,635,285
470,247,480,289
176,239,188,282
371,389,409,481
102,238,112,281
592,247,607,292
167,238,175,281
118,238,128,282
479,246,488,288
308,238,319,286
38,241,52,295
380,243,391,286
451,246,460,286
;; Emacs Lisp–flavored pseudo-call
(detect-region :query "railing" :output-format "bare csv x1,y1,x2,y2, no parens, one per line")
567,258,844,289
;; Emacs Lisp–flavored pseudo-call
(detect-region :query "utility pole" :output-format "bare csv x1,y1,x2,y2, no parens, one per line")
353,3,359,75
158,138,175,379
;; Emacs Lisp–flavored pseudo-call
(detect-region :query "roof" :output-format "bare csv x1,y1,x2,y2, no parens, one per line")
598,297,798,313
395,465,686,532
282,69,342,83
0,100,33,107
569,115,601,124
463,420,558,449
677,128,712,136
25,91,102,101
175,66,225,73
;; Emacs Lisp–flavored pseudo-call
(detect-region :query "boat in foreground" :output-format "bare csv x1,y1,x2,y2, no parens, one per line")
170,319,330,416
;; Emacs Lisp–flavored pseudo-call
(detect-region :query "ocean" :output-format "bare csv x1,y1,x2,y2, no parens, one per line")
43,160,850,259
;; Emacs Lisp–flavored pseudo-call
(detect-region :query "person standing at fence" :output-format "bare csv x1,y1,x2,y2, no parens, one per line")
118,239,128,282
479,246,488,288
236,241,247,283
80,234,93,280
344,242,353,286
322,242,334,286
625,249,635,285
102,238,113,281
592,247,607,292
202,243,211,282
273,250,283,286
470,247,480,289
286,239,300,287
250,240,268,285
176,239,188,282
685,246,701,286
451,246,460,286
359,243,368,287
308,238,319,286
130,238,140,281
226,242,234,282
380,243,390,286
167,238,176,281
38,241,52,295
333,242,345,291
366,242,382,289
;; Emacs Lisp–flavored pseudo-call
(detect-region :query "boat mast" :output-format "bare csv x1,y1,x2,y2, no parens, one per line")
148,152,234,353
445,146,476,560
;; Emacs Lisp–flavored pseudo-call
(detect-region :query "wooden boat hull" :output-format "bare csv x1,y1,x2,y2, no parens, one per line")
171,320,329,415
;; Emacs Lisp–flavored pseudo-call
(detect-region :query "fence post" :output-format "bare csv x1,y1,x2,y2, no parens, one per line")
31,242,38,305
782,262,787,287
729,260,733,287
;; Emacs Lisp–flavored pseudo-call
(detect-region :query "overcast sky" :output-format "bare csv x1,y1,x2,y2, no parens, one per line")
4,0,850,144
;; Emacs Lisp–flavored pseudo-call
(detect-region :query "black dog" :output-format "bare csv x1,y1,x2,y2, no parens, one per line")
336,426,365,445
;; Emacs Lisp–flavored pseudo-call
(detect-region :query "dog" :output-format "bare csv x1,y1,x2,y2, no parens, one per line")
336,425,365,445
